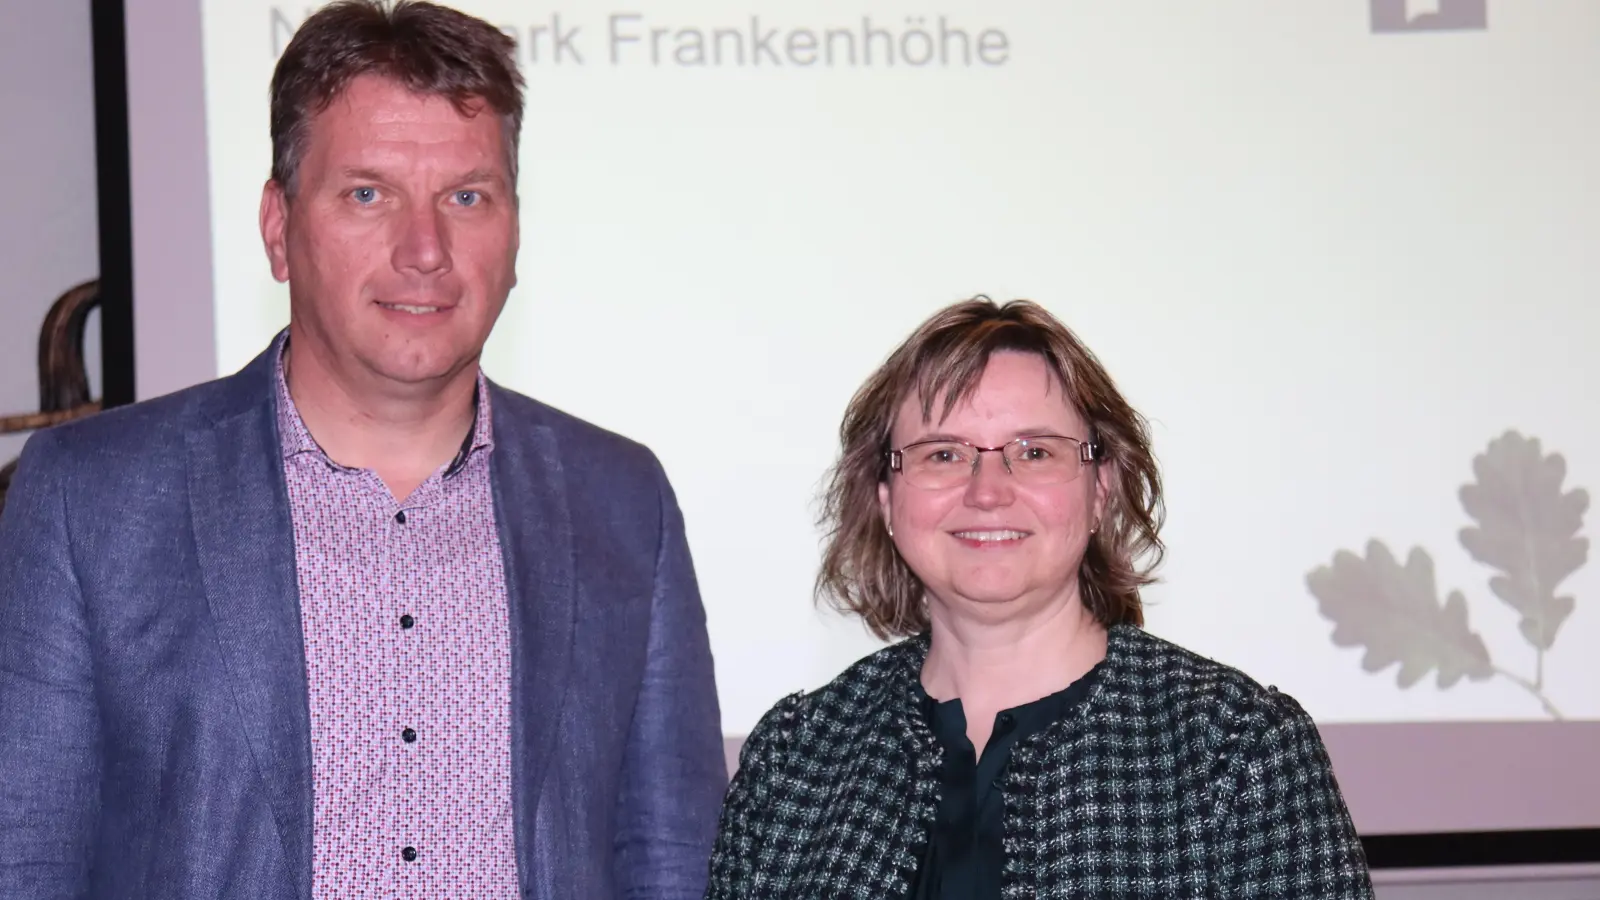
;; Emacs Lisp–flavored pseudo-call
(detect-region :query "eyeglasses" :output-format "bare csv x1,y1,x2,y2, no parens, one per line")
887,435,1101,490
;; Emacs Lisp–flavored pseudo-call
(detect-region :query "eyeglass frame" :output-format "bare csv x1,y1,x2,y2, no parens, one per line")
885,433,1103,486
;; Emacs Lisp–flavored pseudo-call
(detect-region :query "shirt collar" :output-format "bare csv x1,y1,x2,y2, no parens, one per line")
271,330,495,470
895,624,1127,724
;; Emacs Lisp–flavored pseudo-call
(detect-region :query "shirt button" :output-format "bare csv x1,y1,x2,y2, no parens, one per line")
401,846,418,862
399,614,415,630
997,712,1016,732
402,727,417,743
394,510,407,524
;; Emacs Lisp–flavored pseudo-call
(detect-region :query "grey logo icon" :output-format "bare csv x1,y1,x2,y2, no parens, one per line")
1371,0,1487,32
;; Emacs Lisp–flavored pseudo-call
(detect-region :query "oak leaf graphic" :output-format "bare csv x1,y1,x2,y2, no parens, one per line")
1457,431,1589,651
1307,541,1494,689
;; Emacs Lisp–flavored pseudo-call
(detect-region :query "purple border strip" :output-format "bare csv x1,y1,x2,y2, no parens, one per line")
725,721,1600,835
1321,721,1600,834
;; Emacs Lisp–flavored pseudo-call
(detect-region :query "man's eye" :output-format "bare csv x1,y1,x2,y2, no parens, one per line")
351,187,378,204
455,190,481,206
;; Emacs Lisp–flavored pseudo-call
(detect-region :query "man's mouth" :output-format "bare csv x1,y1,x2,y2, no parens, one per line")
379,302,443,314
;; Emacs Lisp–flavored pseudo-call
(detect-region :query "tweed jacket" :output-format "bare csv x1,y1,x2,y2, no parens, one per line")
706,624,1374,899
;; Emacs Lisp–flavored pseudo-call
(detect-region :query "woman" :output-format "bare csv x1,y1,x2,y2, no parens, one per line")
705,297,1373,899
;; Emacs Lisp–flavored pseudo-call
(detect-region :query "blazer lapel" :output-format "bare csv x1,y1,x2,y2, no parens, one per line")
185,347,313,900
486,385,577,883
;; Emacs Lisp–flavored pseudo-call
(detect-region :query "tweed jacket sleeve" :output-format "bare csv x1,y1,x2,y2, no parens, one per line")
705,691,805,898
1213,690,1372,900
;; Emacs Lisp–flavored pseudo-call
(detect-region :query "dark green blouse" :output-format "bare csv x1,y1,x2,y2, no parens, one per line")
910,664,1102,899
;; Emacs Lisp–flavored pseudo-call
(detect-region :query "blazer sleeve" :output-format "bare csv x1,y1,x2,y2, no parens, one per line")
1213,692,1375,900
0,431,102,899
612,458,728,899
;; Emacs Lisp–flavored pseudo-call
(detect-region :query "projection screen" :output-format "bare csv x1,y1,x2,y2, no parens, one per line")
113,0,1600,856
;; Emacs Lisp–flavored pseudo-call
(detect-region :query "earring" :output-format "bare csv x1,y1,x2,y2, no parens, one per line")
887,523,895,538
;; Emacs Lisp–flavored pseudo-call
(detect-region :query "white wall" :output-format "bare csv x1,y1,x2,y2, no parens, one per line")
0,0,102,464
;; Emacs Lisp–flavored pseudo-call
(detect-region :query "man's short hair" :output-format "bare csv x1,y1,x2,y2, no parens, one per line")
270,0,524,196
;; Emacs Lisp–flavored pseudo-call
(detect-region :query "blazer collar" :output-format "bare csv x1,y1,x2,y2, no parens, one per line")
186,337,315,900
483,382,577,890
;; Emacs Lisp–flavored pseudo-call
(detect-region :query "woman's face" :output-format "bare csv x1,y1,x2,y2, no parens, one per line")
878,351,1108,621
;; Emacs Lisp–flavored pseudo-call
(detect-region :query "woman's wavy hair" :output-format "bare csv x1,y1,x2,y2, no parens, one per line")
815,296,1166,640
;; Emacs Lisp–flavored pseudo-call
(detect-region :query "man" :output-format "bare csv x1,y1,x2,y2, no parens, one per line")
0,2,727,897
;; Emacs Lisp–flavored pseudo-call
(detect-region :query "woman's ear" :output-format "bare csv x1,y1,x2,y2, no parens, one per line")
1092,458,1117,532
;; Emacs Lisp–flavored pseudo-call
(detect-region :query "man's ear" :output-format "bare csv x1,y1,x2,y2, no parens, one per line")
260,179,291,284
509,202,520,290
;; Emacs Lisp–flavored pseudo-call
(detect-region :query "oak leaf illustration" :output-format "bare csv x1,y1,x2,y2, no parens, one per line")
1458,431,1589,651
1307,541,1494,688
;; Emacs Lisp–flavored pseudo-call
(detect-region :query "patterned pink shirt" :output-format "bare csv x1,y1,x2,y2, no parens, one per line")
275,341,520,898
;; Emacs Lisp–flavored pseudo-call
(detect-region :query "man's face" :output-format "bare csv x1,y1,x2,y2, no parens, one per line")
260,74,518,389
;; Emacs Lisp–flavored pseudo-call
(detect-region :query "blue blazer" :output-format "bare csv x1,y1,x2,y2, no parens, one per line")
0,342,727,899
